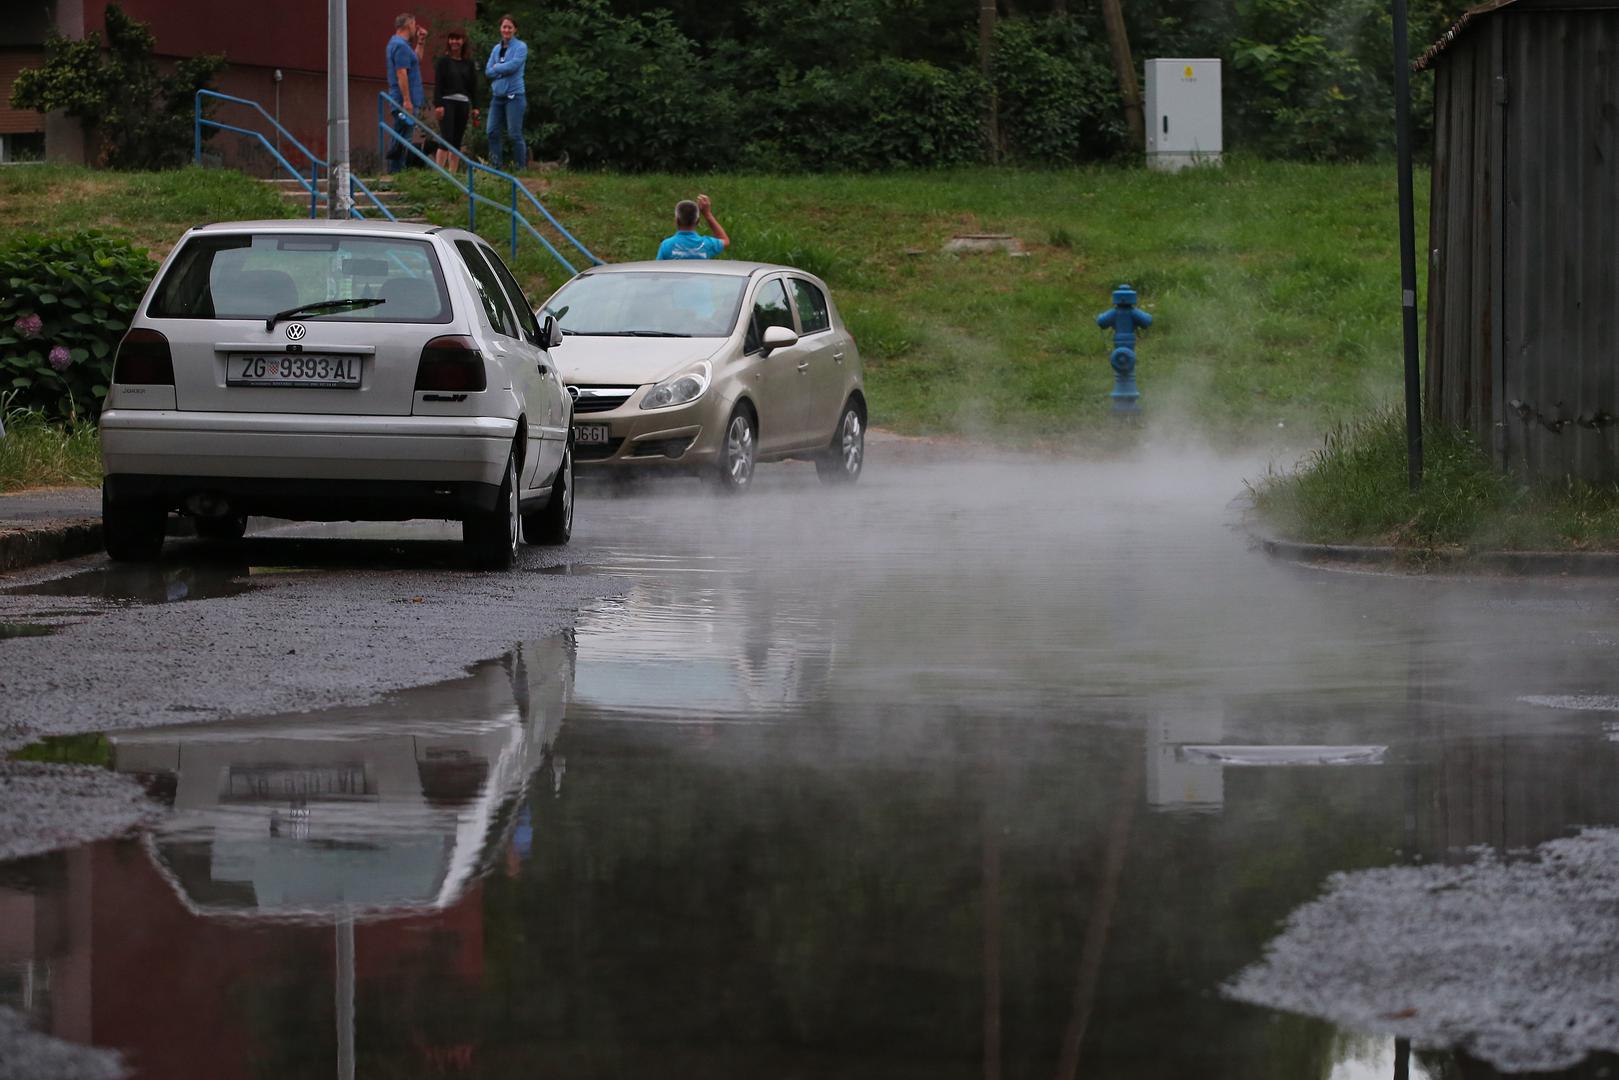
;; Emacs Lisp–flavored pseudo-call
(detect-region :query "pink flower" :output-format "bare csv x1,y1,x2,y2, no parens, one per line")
13,313,42,337
48,345,71,372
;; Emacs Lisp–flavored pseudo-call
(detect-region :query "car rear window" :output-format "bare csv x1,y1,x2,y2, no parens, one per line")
148,233,452,323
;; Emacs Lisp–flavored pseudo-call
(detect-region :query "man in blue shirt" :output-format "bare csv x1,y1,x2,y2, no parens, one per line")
384,13,424,174
485,14,529,170
657,195,730,260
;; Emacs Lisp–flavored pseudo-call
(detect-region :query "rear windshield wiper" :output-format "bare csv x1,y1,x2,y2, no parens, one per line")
265,298,385,332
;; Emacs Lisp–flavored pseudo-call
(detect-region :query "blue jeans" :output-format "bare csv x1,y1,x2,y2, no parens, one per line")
487,95,527,170
385,109,414,173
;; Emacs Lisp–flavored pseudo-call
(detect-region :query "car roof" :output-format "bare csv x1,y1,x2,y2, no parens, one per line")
192,219,442,237
578,260,794,278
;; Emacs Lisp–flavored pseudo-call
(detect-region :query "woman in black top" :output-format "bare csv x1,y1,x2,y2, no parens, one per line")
433,30,479,171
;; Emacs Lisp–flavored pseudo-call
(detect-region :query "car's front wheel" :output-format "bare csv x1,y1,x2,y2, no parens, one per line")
523,444,572,545
713,406,757,494
815,400,865,484
464,451,520,570
103,488,166,563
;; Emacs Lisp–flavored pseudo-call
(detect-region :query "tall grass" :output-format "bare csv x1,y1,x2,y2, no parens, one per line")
1251,410,1619,551
0,393,101,492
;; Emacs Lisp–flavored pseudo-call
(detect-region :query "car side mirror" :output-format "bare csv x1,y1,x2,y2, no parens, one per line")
761,324,798,354
540,313,563,349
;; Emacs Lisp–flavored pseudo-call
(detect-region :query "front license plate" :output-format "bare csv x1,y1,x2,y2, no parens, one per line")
574,424,610,445
228,354,362,388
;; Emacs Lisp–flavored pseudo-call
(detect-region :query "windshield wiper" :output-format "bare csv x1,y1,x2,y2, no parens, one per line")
265,298,384,332
623,330,692,338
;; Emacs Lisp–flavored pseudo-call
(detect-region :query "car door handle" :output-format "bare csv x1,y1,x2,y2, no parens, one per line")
832,351,845,363
537,363,548,374
796,361,809,372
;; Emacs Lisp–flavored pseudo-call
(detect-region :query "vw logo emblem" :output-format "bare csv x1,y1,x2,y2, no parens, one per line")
285,323,307,341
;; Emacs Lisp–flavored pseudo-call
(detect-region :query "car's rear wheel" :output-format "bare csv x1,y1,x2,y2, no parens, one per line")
815,400,865,485
195,513,248,541
522,444,572,545
465,451,519,570
103,488,166,563
713,407,757,494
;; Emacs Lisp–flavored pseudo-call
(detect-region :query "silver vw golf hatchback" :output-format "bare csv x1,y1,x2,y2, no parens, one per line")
99,221,573,569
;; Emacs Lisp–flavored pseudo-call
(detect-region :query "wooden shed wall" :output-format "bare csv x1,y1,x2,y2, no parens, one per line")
1425,22,1503,458
1500,8,1619,482
1426,5,1619,482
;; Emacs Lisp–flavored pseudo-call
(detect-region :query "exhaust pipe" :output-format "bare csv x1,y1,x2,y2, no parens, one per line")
184,492,232,518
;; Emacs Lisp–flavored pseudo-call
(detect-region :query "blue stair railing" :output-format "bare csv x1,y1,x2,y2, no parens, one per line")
194,90,396,222
377,93,601,276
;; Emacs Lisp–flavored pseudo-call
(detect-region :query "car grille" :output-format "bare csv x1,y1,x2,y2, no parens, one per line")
569,386,637,414
575,438,625,462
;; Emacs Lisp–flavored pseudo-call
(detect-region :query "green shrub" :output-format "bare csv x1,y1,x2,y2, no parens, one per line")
746,60,988,171
993,18,1128,164
10,2,224,171
0,231,155,423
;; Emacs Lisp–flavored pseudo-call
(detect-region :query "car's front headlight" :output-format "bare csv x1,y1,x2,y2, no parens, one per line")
640,362,711,410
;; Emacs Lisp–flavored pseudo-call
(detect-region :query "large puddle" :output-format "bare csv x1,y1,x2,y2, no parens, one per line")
5,458,1619,1077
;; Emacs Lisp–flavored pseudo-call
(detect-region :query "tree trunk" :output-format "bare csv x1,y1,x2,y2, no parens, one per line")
1099,0,1144,152
979,0,1000,161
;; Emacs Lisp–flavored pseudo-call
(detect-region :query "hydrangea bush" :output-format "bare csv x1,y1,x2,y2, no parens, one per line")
0,231,155,424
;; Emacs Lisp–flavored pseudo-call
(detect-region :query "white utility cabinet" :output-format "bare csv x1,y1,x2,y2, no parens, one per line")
1144,58,1222,171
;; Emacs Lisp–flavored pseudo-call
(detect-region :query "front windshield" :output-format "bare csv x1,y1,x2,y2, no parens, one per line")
542,272,746,337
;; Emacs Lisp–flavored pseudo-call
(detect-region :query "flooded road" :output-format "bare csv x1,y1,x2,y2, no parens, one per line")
4,453,1619,1078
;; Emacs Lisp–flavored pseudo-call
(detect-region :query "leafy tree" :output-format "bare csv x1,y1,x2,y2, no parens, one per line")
11,2,225,170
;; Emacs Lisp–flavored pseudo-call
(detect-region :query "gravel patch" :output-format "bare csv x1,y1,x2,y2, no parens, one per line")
0,1007,125,1080
1225,829,1619,1072
0,763,157,863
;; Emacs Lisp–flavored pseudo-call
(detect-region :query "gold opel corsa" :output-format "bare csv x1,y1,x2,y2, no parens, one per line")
540,261,866,491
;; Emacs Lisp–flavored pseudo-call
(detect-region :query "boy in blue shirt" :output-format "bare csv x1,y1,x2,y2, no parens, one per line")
657,195,730,260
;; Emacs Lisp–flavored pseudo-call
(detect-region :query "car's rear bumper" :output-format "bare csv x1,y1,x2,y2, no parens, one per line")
103,474,502,520
100,410,517,520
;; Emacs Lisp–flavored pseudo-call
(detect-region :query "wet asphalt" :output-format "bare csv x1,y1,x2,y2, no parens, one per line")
3,449,1619,1078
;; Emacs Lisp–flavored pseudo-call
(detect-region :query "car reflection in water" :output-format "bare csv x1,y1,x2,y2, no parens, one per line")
111,635,572,921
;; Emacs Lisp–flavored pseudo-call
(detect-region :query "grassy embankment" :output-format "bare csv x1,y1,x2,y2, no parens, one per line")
394,159,1423,445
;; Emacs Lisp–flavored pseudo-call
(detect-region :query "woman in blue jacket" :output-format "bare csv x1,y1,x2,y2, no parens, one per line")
485,14,529,170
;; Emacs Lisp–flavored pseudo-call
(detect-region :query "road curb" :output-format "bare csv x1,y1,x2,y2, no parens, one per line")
0,518,104,573
1255,533,1619,577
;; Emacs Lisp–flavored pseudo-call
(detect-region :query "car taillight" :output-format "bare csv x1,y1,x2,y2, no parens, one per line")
415,335,487,391
112,328,174,385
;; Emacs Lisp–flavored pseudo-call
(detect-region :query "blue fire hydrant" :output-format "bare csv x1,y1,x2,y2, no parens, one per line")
1095,284,1152,413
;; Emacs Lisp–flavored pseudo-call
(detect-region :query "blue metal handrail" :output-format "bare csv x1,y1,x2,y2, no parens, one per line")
377,93,600,275
194,90,395,222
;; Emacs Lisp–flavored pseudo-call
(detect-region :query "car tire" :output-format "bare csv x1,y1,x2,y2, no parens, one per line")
522,444,572,545
103,488,166,563
464,451,520,570
815,400,865,485
195,513,248,541
712,406,757,494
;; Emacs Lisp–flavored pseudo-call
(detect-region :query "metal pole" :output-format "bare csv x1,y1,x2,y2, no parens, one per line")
335,915,355,1080
1393,0,1422,490
468,167,476,230
327,0,353,219
511,181,519,257
193,92,202,166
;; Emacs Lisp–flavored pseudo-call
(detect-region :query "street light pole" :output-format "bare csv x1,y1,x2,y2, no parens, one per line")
327,0,353,219
1393,0,1422,490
